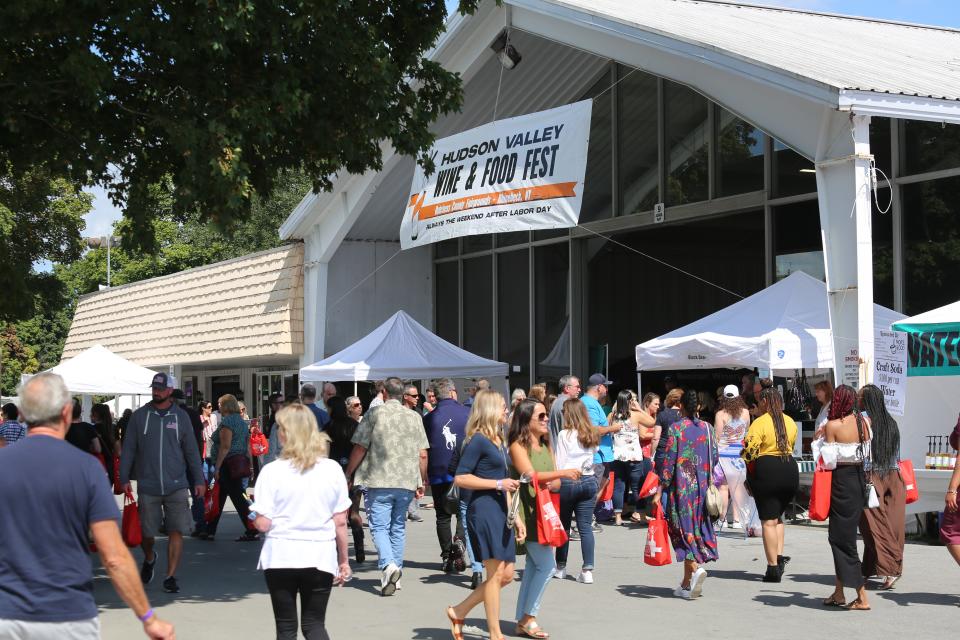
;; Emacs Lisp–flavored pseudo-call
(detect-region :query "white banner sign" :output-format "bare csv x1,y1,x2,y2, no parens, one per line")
874,329,908,416
400,100,592,249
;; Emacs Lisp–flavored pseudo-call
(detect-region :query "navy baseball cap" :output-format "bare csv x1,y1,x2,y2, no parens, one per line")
151,372,173,389
588,373,613,386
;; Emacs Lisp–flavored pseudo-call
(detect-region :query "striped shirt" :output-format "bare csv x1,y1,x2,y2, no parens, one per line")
0,420,26,445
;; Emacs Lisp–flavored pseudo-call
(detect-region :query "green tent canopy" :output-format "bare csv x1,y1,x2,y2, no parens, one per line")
891,301,960,377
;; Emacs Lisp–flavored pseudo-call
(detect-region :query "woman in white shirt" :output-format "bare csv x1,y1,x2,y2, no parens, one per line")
252,404,351,640
553,398,600,583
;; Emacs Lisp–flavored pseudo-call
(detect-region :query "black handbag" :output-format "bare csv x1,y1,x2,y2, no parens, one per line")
444,483,460,512
224,452,252,479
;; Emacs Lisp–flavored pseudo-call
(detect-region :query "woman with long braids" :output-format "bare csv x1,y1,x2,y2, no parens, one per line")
742,387,799,582
858,384,905,590
658,389,718,599
814,384,872,610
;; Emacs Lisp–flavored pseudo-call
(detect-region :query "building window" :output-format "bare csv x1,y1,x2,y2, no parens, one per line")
435,262,459,345
772,140,816,198
664,81,709,206
774,200,823,281
435,238,458,258
497,231,529,247
462,233,493,254
903,176,960,314
498,249,530,391
534,242,570,388
715,107,765,197
870,117,892,180
901,121,960,176
579,72,614,223
872,192,894,310
462,255,493,358
618,66,659,215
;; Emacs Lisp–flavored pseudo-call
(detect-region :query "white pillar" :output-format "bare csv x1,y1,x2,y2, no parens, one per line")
302,227,329,368
816,112,874,388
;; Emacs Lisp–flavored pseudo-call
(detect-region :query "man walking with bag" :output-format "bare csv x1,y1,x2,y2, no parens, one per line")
120,372,205,595
0,373,175,639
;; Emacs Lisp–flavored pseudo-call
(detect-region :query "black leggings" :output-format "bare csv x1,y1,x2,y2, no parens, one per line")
264,568,334,640
208,462,252,535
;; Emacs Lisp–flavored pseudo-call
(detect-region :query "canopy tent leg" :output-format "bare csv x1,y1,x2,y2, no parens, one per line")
816,111,875,388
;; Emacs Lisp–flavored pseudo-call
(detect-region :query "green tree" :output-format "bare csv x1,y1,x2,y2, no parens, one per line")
0,1,480,250
1,325,40,395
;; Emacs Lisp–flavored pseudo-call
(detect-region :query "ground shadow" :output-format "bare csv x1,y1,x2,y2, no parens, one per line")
412,618,513,640
877,590,960,607
704,568,757,582
616,584,677,599
753,590,840,610
786,572,837,587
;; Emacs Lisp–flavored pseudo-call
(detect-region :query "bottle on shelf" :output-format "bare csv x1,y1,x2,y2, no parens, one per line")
925,436,935,470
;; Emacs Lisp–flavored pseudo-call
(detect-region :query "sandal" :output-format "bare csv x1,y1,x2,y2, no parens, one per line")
517,621,550,639
822,595,847,607
846,598,871,611
878,576,900,591
445,606,464,640
630,513,645,523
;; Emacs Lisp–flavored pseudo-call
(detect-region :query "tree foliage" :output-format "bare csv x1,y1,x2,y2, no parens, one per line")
0,1,480,250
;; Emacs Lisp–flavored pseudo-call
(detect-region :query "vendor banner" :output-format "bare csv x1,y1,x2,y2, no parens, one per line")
896,323,960,377
874,330,907,416
400,100,592,249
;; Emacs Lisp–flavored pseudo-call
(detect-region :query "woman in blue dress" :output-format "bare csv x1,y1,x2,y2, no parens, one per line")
446,390,525,640
657,389,719,600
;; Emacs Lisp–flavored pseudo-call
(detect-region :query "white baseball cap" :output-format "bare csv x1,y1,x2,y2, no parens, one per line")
723,384,739,398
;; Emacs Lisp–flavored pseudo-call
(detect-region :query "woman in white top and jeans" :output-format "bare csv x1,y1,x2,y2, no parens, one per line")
252,404,352,640
553,398,600,584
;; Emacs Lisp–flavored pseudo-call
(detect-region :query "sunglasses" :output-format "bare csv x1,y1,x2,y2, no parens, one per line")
535,412,548,421
349,403,361,408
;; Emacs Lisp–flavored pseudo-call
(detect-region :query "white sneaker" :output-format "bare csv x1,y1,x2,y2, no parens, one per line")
380,563,402,596
730,521,743,530
553,566,566,580
576,570,594,584
690,567,707,598
673,585,693,600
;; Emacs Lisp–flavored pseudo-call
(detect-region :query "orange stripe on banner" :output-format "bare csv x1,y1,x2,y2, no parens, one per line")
411,182,577,222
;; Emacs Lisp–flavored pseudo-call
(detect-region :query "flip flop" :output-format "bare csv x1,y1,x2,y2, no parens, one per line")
445,606,465,640
516,622,550,638
878,576,900,591
822,595,847,607
846,599,871,611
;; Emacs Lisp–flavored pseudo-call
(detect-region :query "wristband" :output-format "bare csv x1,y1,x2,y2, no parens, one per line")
948,490,958,495
137,608,154,623
496,479,503,491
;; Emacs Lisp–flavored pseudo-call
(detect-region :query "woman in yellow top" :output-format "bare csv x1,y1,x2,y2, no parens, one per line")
742,388,799,583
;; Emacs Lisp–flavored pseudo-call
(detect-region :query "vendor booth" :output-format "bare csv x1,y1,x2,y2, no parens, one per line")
47,344,158,396
300,311,509,391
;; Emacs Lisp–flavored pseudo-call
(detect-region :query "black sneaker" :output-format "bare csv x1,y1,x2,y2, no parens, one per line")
140,555,156,584
163,576,180,593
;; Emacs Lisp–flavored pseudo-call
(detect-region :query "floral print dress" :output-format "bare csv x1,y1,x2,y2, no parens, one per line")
657,417,719,563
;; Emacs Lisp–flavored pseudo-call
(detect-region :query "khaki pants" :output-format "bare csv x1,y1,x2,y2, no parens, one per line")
0,617,99,639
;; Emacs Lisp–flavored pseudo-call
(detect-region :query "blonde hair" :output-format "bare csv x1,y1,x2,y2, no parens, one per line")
276,404,330,473
218,394,241,416
466,389,506,445
562,398,600,448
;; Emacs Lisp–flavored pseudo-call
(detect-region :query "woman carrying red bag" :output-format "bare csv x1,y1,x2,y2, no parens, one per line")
508,399,580,639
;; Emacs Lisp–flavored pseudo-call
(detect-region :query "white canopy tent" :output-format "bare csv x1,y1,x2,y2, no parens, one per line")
300,311,509,385
47,344,158,395
635,272,903,374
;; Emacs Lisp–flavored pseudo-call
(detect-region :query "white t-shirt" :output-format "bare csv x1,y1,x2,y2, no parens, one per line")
555,429,598,475
251,457,351,575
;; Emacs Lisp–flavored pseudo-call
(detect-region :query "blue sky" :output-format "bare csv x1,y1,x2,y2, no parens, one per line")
83,0,960,239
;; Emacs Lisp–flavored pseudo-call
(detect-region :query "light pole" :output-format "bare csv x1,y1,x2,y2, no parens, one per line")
84,236,122,287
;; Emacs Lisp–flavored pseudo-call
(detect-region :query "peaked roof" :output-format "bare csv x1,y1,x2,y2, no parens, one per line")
892,300,960,332
50,345,158,395
636,271,904,371
300,311,508,382
529,0,960,102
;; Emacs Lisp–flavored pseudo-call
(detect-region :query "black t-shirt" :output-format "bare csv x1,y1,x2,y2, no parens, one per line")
0,436,119,622
65,421,98,453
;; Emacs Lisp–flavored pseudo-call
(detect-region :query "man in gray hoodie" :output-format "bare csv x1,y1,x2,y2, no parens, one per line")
120,373,204,595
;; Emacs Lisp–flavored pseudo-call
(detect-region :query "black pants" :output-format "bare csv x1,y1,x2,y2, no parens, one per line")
208,462,252,535
264,568,333,640
829,465,866,589
432,482,465,556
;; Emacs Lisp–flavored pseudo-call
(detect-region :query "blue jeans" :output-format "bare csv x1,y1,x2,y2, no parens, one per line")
516,541,556,619
556,476,598,570
459,499,483,573
191,460,214,531
367,488,414,570
612,459,651,513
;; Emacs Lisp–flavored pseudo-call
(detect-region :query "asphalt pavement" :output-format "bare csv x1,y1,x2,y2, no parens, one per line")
95,501,960,639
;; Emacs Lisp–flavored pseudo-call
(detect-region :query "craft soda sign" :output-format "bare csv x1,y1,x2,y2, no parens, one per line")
400,101,592,249
905,328,960,377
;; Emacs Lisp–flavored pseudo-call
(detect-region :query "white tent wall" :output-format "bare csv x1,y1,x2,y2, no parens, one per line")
899,376,958,469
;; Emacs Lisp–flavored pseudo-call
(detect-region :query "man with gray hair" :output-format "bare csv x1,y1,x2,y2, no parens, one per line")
548,375,581,449
345,377,429,596
299,383,331,429
0,373,174,639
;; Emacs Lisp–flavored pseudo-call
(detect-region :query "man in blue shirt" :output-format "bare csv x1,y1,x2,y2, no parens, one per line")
0,373,174,639
0,403,25,445
422,378,470,572
581,373,620,466
299,383,331,430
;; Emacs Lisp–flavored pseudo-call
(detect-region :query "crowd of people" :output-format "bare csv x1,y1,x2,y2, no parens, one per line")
1,369,959,640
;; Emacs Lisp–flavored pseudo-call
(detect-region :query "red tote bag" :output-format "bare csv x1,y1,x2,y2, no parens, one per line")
121,490,143,548
643,503,672,566
899,459,919,505
599,471,615,502
533,473,568,547
204,480,221,524
809,462,832,521
638,471,659,498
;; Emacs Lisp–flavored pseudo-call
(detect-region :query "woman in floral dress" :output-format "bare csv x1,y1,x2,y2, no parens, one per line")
656,389,719,599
